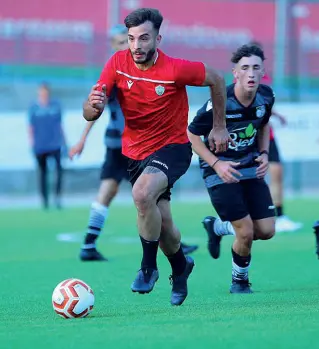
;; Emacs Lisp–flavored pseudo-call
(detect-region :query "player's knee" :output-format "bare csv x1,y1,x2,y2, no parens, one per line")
132,185,155,214
234,221,254,247
256,227,275,240
254,219,275,240
238,230,254,248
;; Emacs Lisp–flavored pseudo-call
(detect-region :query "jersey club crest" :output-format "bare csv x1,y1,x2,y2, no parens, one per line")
155,85,165,96
256,105,265,118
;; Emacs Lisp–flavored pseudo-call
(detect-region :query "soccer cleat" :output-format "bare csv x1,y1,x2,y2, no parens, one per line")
181,242,199,255
275,215,303,233
169,256,195,306
131,268,159,294
230,279,253,294
313,221,319,259
80,248,108,261
202,216,221,259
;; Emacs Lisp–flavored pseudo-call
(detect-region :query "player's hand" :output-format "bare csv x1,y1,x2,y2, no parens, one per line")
213,160,242,184
255,153,269,178
88,84,107,111
69,142,85,160
208,127,235,153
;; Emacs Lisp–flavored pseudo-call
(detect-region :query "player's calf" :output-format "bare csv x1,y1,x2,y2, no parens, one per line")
313,221,319,259
230,218,254,294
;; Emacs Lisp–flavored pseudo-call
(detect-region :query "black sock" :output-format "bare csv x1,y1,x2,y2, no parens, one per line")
140,236,159,270
276,205,283,217
232,249,251,282
232,249,251,267
84,227,100,246
167,246,187,276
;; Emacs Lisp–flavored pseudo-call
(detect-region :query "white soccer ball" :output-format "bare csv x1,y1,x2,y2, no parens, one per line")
52,278,94,319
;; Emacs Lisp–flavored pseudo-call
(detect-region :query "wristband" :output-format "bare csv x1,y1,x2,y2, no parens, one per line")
260,150,269,156
211,159,220,168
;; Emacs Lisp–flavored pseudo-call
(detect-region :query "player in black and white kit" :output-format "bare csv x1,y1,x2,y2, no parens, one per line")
188,44,276,293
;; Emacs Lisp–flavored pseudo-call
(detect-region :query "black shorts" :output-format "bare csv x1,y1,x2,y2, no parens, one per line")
269,138,281,163
127,142,192,201
100,147,129,183
207,178,275,222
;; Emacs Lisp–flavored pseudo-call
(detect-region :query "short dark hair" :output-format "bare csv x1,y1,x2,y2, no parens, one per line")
124,8,163,33
249,40,263,49
231,44,265,64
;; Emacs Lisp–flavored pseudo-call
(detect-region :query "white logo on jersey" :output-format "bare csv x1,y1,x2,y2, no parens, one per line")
127,80,134,89
155,85,165,96
256,105,266,118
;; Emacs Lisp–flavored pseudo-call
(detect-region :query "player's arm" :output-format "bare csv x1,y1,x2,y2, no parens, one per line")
271,109,287,126
188,105,241,183
255,123,270,178
28,106,35,147
58,104,67,149
83,56,116,122
176,60,229,153
83,85,107,121
69,121,96,160
187,130,218,166
202,64,235,153
202,65,226,129
258,123,270,154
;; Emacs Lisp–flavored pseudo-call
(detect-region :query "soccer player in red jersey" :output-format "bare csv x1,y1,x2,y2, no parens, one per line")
83,8,230,306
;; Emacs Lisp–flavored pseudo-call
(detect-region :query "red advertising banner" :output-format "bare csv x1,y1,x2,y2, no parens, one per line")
1,0,318,78
293,3,319,76
119,0,275,72
0,0,109,65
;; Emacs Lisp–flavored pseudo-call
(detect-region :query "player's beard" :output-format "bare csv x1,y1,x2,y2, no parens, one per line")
131,48,156,64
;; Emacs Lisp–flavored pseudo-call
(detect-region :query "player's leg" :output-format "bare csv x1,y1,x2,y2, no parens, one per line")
313,220,319,258
52,149,63,209
80,148,124,261
157,199,195,306
202,185,238,259
130,143,192,295
202,187,236,259
35,153,49,209
230,215,254,293
243,178,276,241
130,165,166,293
207,182,253,293
268,138,282,214
269,138,302,232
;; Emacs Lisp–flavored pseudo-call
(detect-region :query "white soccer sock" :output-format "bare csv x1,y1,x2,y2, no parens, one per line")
232,260,250,281
214,218,236,236
82,201,109,249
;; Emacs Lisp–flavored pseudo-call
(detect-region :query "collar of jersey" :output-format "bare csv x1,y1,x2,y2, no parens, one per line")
153,50,159,65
